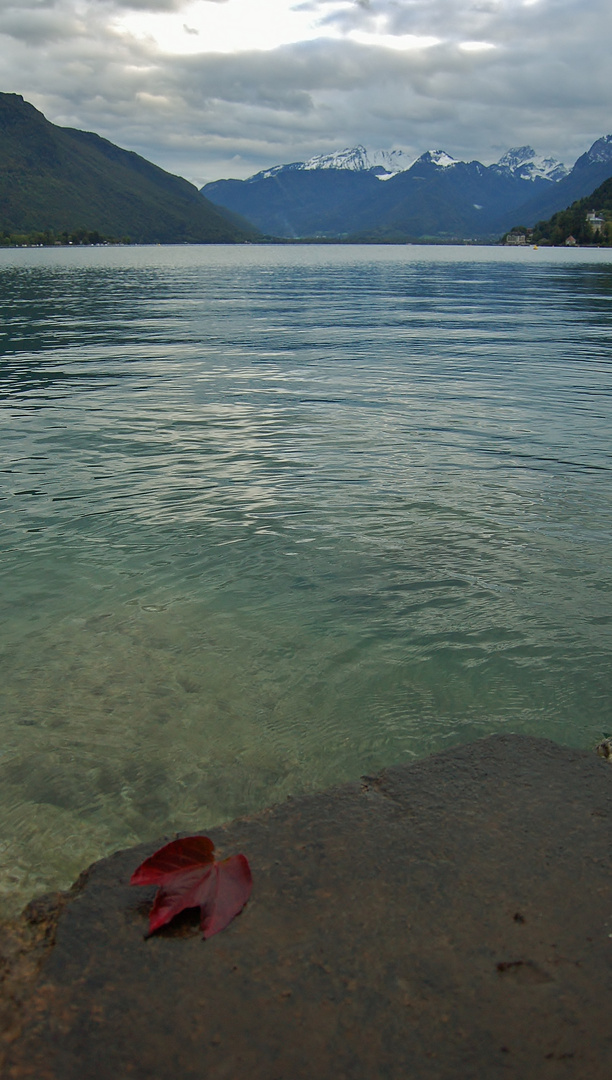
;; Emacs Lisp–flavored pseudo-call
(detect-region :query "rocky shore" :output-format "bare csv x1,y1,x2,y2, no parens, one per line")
1,733,611,1079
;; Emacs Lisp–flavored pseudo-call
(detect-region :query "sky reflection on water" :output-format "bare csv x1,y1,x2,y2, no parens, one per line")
0,244,611,913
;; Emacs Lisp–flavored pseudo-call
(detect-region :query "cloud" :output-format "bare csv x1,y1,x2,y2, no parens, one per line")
0,1,83,44
108,1,227,10
0,0,610,187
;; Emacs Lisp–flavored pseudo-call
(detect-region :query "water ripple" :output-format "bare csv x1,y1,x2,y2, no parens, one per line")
1,244,612,912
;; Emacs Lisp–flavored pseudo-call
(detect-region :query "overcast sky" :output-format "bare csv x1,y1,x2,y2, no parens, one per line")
1,0,610,188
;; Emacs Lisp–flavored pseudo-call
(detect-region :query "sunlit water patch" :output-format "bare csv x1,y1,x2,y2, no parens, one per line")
1,243,611,913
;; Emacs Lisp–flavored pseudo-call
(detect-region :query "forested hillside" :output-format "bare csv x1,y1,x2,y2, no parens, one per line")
526,177,612,245
0,93,257,244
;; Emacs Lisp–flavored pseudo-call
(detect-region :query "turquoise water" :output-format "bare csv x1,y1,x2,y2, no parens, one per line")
1,243,611,913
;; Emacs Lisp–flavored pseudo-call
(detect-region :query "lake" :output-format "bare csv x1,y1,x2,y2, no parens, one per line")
1,242,611,914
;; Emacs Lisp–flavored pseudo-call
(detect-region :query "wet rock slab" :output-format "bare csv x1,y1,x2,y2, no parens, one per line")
1,734,612,1079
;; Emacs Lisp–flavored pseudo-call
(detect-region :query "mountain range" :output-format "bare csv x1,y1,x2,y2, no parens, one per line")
2,89,611,246
202,139,612,242
0,93,256,244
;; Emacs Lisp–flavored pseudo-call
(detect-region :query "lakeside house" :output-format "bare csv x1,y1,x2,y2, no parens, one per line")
504,230,533,245
587,210,605,229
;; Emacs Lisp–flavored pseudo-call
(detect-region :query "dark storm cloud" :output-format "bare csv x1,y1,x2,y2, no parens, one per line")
0,0,610,187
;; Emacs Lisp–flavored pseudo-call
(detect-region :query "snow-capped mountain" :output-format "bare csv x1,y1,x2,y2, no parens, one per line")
413,150,459,170
202,135,612,242
249,144,567,185
250,144,416,182
573,134,612,169
302,146,416,174
510,135,612,226
494,146,568,182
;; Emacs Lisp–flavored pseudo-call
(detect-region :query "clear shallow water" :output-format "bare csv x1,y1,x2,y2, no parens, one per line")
1,243,611,914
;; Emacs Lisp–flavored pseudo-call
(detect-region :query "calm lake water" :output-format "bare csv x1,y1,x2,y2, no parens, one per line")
1,243,611,914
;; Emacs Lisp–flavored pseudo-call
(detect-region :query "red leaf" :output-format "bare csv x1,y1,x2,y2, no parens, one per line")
130,835,215,886
130,836,252,939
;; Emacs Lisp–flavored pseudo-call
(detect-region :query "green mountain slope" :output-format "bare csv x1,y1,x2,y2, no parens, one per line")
0,93,257,243
518,176,612,245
